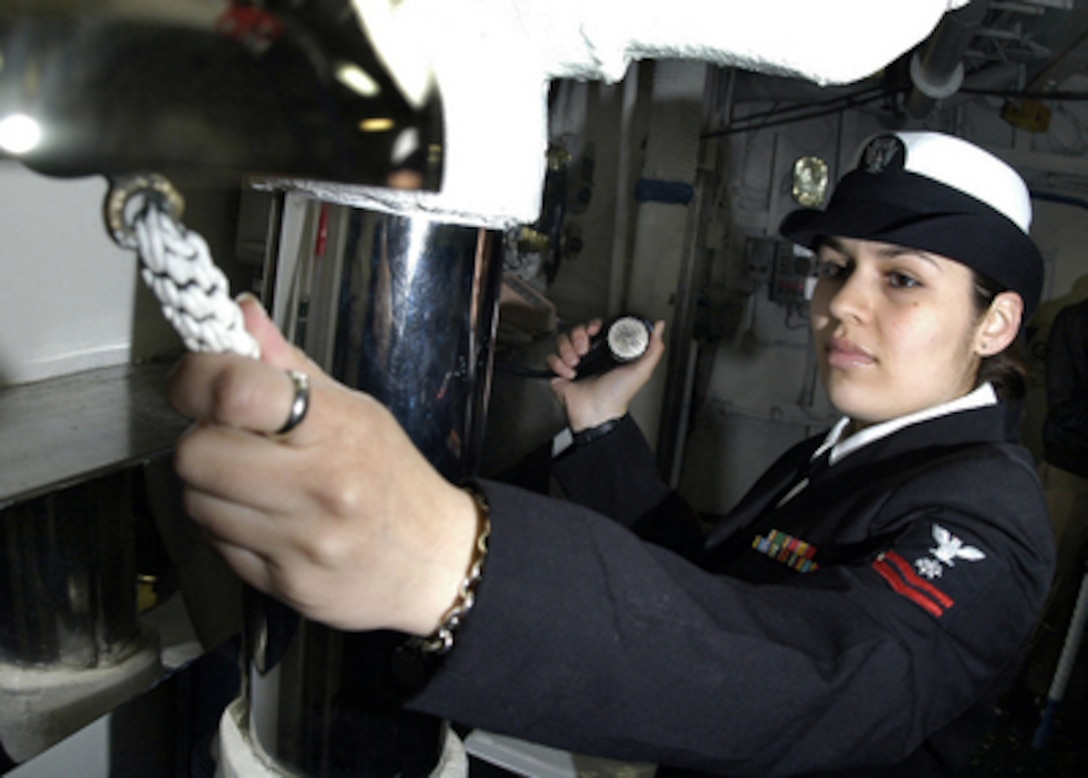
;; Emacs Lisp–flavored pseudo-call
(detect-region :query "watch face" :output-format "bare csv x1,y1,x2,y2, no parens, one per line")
607,316,651,362
792,156,830,207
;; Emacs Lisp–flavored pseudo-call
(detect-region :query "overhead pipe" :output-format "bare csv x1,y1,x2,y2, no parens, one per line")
907,0,991,119
279,0,972,228
0,1,444,190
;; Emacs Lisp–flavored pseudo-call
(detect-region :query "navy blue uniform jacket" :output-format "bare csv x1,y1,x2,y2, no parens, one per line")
410,403,1054,777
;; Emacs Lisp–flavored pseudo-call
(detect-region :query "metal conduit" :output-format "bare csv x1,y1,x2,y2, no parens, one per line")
243,202,503,776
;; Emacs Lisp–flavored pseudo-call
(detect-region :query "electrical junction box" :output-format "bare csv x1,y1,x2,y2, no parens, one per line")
744,236,814,304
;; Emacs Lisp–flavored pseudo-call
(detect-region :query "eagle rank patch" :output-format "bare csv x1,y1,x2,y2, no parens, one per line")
871,524,986,618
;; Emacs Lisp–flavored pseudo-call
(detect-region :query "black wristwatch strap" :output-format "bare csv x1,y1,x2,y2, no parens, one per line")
571,415,625,447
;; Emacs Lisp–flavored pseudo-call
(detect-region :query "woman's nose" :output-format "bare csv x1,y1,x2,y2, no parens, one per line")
825,271,870,322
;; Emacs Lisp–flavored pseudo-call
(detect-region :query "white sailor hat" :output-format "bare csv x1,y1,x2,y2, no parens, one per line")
780,131,1044,317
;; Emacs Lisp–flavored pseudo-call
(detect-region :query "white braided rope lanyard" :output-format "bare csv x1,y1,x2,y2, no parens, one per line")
122,195,260,359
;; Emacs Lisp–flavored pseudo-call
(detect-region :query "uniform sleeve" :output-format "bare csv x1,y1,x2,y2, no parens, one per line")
550,415,706,558
408,452,1053,776
550,414,673,525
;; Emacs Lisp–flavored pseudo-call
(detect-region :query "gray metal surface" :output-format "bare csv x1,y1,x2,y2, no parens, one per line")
0,363,187,508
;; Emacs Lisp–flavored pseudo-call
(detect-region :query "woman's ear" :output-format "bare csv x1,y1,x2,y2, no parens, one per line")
975,291,1024,357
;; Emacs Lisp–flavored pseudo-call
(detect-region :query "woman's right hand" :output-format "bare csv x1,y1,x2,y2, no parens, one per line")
546,318,666,432
166,296,479,636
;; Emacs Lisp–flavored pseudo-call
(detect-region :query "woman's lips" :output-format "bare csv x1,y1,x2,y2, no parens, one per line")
826,337,875,369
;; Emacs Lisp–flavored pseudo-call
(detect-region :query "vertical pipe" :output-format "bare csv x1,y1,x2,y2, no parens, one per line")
658,171,706,486
625,60,708,454
608,64,642,316
0,467,162,762
0,470,142,668
239,204,503,777
1034,567,1088,749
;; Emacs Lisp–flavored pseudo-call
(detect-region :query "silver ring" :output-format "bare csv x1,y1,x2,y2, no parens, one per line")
276,370,311,435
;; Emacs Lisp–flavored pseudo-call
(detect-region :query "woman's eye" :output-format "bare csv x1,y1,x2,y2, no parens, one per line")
888,271,920,289
817,261,847,280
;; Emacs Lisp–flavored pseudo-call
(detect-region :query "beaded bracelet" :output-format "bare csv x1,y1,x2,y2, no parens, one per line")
412,486,492,655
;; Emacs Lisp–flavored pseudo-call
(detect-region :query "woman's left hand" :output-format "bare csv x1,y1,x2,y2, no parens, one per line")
546,318,667,432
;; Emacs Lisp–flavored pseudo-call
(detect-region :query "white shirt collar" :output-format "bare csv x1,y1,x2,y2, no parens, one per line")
812,383,999,467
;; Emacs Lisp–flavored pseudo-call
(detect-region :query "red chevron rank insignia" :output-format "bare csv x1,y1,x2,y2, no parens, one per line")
872,524,986,617
873,550,955,618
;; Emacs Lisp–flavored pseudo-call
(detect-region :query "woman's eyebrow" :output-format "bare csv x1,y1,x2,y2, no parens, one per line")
820,236,848,254
876,244,942,269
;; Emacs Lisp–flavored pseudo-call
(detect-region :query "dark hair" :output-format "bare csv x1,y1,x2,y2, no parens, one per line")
972,273,1029,401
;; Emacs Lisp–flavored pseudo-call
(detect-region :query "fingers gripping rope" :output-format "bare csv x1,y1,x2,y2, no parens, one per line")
134,205,260,357
107,176,260,359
